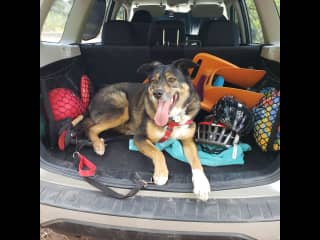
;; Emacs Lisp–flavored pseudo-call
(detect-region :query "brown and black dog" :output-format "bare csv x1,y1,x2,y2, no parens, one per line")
84,59,210,201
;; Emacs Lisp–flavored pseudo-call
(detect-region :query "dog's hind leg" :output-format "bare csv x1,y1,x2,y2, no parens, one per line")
134,136,169,185
86,91,130,155
86,106,129,155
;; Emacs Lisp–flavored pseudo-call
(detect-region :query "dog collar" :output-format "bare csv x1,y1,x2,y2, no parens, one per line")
159,120,193,142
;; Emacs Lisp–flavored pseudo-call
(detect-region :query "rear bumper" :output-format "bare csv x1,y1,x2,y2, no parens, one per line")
41,179,279,239
41,204,279,240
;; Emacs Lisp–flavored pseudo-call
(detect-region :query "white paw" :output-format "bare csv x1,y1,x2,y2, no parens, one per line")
192,169,211,201
153,175,168,185
93,138,105,156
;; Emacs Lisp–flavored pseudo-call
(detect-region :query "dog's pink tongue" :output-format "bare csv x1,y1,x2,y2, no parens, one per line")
154,99,171,126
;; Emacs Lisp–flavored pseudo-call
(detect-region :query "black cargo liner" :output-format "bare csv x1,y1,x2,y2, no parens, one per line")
40,131,279,192
40,52,280,192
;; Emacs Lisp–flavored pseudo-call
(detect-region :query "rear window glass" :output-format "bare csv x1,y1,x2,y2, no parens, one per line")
116,5,127,20
41,0,74,42
274,0,280,16
245,0,264,43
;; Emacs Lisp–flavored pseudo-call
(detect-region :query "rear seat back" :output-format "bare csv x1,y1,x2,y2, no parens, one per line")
148,20,186,46
81,45,150,86
199,19,240,46
190,3,224,36
102,21,134,45
81,9,260,86
132,10,152,22
131,10,152,45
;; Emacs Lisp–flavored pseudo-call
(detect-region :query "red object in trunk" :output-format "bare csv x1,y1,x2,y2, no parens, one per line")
80,74,90,110
48,88,85,121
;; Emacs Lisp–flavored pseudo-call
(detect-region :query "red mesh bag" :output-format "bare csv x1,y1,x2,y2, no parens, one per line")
40,59,93,148
48,74,91,122
80,74,90,110
48,88,85,121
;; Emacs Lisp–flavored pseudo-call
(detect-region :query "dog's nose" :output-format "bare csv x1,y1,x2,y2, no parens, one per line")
153,89,164,99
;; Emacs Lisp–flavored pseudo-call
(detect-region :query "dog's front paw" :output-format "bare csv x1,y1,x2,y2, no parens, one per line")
192,169,211,201
153,175,169,185
153,165,169,185
93,138,105,156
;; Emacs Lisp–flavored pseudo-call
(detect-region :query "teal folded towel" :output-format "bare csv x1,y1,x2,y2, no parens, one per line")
129,139,251,167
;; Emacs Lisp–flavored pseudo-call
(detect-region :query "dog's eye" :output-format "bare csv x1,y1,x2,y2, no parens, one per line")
167,77,176,83
151,78,159,84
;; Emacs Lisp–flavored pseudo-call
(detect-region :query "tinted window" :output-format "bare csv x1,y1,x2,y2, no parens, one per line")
245,0,264,43
116,6,127,20
41,0,74,42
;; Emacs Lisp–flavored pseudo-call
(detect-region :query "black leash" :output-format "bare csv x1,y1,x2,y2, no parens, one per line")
73,134,152,199
84,177,148,199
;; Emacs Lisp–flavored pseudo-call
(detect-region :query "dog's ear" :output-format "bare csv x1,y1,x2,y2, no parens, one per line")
172,58,198,75
137,61,163,75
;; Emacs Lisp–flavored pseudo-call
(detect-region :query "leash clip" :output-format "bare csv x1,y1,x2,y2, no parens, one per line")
141,177,154,187
135,172,154,187
72,151,80,159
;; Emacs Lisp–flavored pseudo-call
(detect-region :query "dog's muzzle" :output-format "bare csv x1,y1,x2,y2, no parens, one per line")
153,89,164,99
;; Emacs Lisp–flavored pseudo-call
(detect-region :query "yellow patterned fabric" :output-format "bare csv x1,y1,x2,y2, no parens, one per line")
252,88,280,152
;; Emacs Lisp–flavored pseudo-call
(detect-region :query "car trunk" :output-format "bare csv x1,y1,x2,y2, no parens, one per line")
40,46,280,192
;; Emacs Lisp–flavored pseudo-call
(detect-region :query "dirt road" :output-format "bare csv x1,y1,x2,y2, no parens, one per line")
41,228,95,240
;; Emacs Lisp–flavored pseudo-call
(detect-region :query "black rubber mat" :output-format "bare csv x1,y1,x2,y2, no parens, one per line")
41,134,279,191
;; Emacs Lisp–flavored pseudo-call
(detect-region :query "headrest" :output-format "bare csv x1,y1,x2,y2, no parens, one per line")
131,10,152,22
201,21,240,46
191,4,224,18
148,20,186,46
102,21,133,45
134,5,165,18
154,20,185,29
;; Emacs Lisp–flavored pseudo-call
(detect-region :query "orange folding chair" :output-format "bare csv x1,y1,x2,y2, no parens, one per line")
191,53,266,111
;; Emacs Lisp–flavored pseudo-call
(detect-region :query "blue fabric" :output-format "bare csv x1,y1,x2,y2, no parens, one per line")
213,75,224,86
129,139,251,167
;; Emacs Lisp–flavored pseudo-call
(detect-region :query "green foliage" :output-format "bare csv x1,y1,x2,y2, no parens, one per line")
116,6,126,20
246,0,264,43
42,0,73,33
274,0,280,14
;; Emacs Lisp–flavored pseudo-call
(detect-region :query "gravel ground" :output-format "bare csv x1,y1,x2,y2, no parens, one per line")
40,228,96,240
